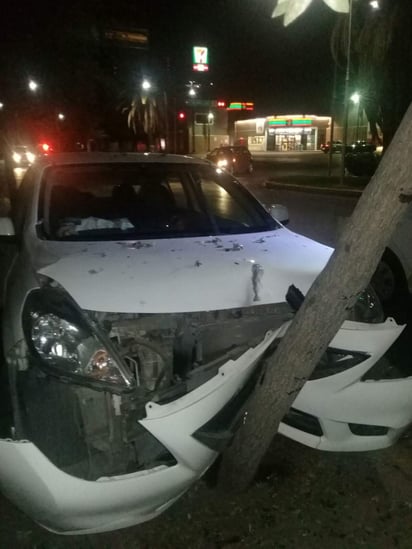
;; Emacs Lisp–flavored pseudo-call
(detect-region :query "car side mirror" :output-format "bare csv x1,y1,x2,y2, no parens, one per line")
269,204,289,225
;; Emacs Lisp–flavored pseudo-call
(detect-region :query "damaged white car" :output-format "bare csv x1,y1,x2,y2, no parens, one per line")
0,153,411,535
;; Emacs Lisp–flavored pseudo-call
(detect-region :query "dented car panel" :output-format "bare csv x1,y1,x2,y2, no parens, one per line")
280,318,412,451
0,153,410,534
35,231,332,314
0,328,280,534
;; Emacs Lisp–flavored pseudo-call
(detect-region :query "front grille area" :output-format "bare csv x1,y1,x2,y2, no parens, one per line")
349,423,389,436
281,407,323,437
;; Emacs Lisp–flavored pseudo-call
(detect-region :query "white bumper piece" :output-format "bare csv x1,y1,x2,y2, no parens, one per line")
0,329,279,535
279,318,412,451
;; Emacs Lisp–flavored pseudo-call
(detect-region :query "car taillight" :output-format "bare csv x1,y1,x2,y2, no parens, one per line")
40,143,53,153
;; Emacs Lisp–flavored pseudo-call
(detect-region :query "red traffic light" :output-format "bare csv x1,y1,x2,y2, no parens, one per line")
177,111,186,120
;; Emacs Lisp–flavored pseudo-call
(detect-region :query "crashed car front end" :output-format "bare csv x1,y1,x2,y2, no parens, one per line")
280,317,412,451
1,154,411,535
1,278,292,534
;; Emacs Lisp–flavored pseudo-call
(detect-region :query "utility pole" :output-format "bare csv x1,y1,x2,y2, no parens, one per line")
340,0,353,185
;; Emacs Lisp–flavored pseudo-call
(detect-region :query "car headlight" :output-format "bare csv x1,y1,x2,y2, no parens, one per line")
23,288,135,392
12,152,22,164
26,152,36,164
347,285,384,324
217,159,228,167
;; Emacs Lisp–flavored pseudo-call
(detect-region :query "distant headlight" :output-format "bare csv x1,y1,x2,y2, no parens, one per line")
23,288,135,392
26,152,36,164
217,159,228,167
12,152,22,164
347,285,384,323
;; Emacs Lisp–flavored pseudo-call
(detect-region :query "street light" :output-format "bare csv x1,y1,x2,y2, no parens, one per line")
28,79,38,92
141,79,151,91
369,1,379,9
350,92,360,105
0,102,3,110
350,92,362,141
57,112,65,121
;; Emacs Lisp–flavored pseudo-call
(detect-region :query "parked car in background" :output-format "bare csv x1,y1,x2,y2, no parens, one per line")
0,153,410,534
345,140,379,176
206,145,253,174
320,140,343,154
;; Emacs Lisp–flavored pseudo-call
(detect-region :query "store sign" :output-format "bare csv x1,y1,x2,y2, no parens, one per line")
228,102,254,111
272,127,312,134
268,117,312,127
193,46,209,72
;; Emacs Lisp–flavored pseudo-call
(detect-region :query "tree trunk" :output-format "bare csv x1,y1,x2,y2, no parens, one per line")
217,102,412,492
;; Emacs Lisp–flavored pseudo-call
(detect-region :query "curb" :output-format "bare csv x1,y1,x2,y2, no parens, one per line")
264,180,364,197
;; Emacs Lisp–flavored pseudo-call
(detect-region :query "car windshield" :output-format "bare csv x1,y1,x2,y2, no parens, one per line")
39,162,279,241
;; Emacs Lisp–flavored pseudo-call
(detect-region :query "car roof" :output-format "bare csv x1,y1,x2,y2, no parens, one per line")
34,152,211,169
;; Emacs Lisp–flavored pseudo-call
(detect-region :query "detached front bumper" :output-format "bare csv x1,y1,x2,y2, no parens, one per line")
279,318,412,451
0,329,279,535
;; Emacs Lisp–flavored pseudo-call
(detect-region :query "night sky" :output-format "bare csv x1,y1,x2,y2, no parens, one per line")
0,0,338,116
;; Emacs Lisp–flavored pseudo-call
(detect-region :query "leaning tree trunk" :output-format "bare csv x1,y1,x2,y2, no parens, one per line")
217,102,412,492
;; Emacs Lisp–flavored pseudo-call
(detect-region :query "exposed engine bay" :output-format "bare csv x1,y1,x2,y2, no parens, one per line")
10,298,293,480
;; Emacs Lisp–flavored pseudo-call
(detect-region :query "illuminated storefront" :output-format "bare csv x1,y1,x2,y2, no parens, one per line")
234,115,331,152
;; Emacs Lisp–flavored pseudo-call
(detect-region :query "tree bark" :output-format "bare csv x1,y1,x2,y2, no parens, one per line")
217,102,412,492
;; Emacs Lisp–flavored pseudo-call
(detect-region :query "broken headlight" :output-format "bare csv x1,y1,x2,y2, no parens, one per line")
23,288,135,392
347,285,384,324
310,348,369,380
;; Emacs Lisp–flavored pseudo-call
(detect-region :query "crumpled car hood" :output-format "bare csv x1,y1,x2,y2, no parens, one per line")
36,229,333,313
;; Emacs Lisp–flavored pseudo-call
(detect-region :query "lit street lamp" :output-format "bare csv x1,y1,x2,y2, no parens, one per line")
57,113,65,121
207,112,214,152
351,92,362,141
28,79,39,92
0,102,4,110
141,79,151,91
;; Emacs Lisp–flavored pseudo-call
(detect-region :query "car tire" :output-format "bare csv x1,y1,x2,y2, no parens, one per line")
371,249,409,320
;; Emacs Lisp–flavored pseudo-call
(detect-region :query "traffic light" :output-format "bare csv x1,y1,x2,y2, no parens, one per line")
177,111,186,121
217,100,226,108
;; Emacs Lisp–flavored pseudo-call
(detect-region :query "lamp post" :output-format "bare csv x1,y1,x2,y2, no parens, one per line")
141,79,152,150
186,81,200,154
207,112,214,152
350,92,361,141
340,0,354,185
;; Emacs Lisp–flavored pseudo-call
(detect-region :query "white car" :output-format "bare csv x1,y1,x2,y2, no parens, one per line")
0,153,410,535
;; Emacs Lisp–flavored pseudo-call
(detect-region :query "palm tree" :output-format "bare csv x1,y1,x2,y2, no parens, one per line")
123,91,167,151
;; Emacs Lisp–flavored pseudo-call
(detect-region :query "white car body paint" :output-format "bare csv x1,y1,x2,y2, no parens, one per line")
0,329,279,534
37,231,332,313
280,318,412,451
0,153,411,534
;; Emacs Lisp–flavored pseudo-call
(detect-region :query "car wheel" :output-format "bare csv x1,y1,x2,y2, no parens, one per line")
371,249,409,319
